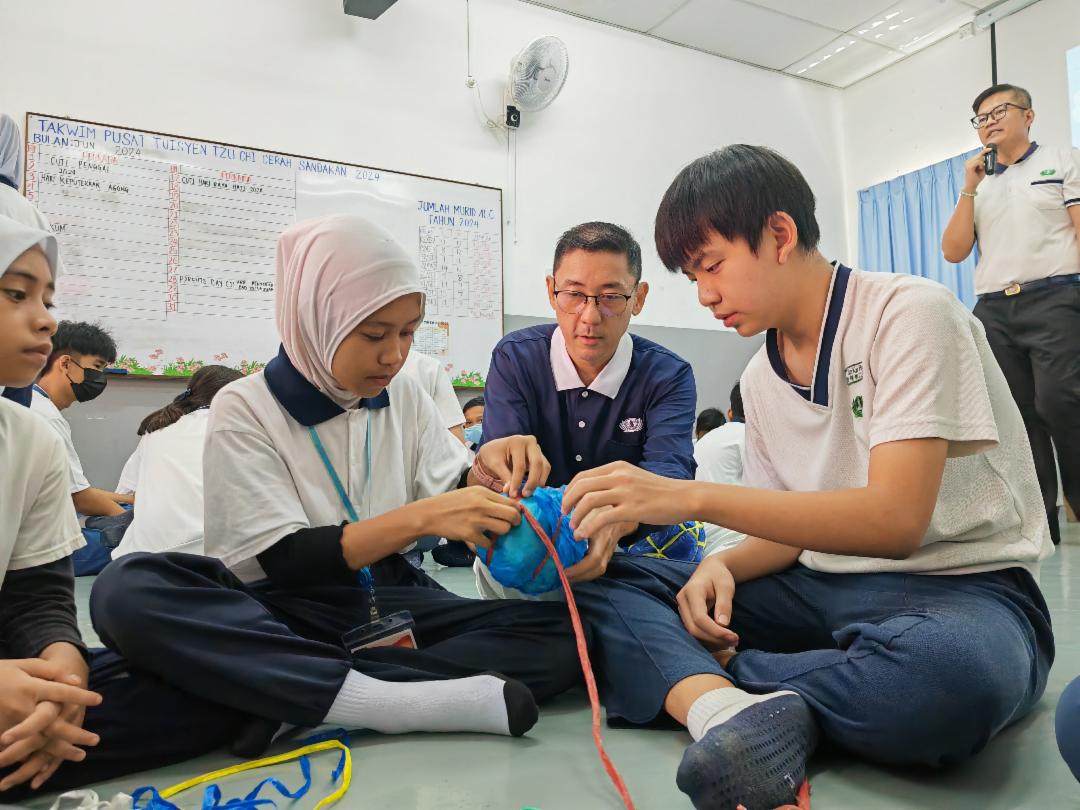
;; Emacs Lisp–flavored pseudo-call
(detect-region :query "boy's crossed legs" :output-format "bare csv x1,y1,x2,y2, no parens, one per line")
573,555,1053,809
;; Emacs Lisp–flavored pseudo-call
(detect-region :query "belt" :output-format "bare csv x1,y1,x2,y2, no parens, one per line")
978,274,1080,301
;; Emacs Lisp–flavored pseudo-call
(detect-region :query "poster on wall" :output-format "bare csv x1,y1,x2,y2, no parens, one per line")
23,113,504,387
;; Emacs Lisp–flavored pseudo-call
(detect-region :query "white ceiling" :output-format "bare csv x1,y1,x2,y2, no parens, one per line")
520,0,992,88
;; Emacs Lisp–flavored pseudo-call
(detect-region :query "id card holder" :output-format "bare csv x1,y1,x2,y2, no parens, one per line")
343,610,418,653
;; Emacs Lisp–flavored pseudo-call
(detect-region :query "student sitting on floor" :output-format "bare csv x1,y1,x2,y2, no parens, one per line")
90,215,581,757
462,395,484,450
112,365,243,559
31,321,131,520
694,382,747,555
694,407,725,441
0,214,245,802
398,350,467,445
476,221,701,597
557,146,1053,809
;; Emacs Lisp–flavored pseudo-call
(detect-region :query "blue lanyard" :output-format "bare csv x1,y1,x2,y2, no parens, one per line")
308,411,379,620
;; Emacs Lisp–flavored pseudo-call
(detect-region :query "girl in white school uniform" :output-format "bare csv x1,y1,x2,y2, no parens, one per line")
0,214,244,802
112,365,243,559
91,215,579,754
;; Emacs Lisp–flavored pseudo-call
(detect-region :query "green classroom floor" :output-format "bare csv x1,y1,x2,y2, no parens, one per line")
28,525,1080,809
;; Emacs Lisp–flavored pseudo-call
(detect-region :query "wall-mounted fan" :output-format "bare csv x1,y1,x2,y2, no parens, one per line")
504,35,569,126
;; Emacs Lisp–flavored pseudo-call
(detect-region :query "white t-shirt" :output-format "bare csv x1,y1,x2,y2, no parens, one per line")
973,143,1080,294
116,444,140,495
741,265,1051,576
0,398,84,582
695,422,745,486
398,352,464,430
112,409,211,559
204,370,468,582
694,421,746,554
30,387,91,494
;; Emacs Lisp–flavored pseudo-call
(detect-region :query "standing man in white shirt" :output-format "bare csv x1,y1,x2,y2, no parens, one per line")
30,321,129,519
942,83,1080,545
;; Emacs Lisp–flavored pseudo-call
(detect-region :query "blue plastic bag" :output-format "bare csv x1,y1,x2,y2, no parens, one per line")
484,486,587,595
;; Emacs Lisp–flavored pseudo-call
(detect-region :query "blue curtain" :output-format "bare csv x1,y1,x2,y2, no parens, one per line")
858,150,978,309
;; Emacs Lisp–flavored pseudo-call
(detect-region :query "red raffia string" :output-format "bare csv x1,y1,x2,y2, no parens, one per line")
517,501,636,810
489,500,810,810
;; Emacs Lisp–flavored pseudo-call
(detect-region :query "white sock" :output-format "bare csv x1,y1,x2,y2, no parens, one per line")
687,688,799,742
324,670,522,735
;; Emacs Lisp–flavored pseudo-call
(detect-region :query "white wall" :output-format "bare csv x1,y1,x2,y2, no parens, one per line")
6,0,837,483
840,0,1080,261
0,0,847,332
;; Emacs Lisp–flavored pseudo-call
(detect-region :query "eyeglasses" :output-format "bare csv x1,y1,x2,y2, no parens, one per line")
970,102,1029,129
553,288,635,318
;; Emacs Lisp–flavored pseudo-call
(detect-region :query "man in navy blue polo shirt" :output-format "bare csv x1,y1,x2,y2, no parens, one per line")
478,221,698,586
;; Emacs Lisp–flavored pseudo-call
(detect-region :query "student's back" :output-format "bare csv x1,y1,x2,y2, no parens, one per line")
112,409,211,558
694,421,745,487
113,364,242,558
694,420,746,554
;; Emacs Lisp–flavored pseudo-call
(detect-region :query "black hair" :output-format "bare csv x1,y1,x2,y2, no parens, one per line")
463,396,485,412
137,364,242,435
553,221,643,283
655,145,820,272
729,382,744,423
972,83,1032,114
45,321,117,372
695,407,726,437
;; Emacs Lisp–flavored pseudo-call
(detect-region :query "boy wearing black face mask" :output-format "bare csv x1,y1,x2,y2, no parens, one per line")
31,321,129,518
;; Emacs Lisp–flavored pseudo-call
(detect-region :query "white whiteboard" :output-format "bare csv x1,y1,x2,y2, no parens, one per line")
24,113,503,386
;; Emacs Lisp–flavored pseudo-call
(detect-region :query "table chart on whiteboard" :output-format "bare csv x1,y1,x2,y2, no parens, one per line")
24,114,503,384
419,226,500,319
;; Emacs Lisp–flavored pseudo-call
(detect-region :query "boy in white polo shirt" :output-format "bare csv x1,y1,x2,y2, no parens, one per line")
561,145,1054,809
31,321,132,519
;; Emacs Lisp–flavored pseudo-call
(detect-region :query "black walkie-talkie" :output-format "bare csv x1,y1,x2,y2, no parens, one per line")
984,143,998,176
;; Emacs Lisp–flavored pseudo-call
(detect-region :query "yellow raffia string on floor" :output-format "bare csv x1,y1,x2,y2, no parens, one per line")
156,739,352,810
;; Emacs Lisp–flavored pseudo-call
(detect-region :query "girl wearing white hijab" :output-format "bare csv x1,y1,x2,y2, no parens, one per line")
91,215,579,754
0,117,63,408
0,215,244,801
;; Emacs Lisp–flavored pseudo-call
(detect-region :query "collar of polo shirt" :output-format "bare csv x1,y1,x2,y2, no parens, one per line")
992,141,1039,175
549,328,633,399
263,344,390,427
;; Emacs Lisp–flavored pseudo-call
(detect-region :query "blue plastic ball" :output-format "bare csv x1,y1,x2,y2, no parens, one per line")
484,486,587,595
